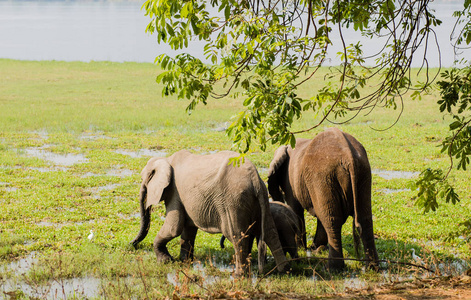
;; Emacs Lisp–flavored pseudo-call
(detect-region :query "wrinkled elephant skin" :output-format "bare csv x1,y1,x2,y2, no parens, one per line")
220,200,303,259
131,150,289,276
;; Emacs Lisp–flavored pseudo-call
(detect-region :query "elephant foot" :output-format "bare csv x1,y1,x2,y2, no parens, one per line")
310,244,327,254
277,262,292,274
179,251,194,262
154,244,174,263
155,252,174,263
365,258,380,271
327,258,345,271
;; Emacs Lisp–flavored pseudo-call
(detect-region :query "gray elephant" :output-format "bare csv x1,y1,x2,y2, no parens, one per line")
220,200,303,259
267,128,379,270
130,150,289,275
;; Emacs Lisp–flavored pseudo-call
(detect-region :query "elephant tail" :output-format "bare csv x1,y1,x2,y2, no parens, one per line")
131,185,152,248
349,161,362,258
352,221,360,258
256,181,267,274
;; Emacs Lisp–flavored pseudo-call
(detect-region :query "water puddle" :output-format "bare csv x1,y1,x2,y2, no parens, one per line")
5,252,38,276
114,149,167,158
106,168,134,177
29,166,68,172
2,277,101,300
0,182,17,192
212,122,229,132
81,168,134,178
167,261,239,288
117,213,140,220
29,130,49,141
378,188,410,194
24,147,88,166
79,131,114,141
343,277,368,290
88,183,120,199
35,219,98,229
372,169,420,180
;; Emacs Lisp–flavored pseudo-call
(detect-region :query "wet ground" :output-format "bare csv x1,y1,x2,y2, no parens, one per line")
2,251,470,300
2,133,469,299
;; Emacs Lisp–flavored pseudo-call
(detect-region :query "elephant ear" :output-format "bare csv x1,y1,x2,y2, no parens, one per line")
267,146,289,201
142,158,172,209
268,145,289,178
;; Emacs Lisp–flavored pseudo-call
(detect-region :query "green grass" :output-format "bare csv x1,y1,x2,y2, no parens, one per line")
0,59,469,299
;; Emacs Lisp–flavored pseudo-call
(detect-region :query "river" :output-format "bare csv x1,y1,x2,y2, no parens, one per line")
0,0,466,67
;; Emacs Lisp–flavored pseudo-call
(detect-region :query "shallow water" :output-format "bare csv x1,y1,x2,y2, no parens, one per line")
35,219,98,229
5,252,38,276
343,277,368,290
29,166,68,172
372,169,420,180
0,182,17,192
88,183,121,199
2,277,101,300
3,253,101,299
105,168,134,177
117,212,140,220
79,132,115,141
24,147,88,166
29,130,49,141
378,188,410,194
114,148,167,158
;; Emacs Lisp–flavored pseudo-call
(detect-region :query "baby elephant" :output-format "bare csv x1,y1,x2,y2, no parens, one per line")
221,201,303,259
130,150,289,276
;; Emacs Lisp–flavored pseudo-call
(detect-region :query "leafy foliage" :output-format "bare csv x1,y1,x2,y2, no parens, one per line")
413,0,471,212
144,0,471,224
410,168,459,213
414,67,471,211
143,0,441,153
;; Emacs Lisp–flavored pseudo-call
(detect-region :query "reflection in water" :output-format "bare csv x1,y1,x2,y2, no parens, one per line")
2,252,101,299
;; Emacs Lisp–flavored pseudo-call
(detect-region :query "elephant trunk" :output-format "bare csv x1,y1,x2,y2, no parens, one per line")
255,175,289,274
131,185,152,248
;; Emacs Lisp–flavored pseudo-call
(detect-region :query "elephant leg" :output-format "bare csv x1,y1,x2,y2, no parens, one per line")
153,201,186,262
290,201,307,249
358,218,379,269
312,219,328,249
180,226,198,261
285,234,299,259
323,224,344,270
316,212,345,270
232,234,253,276
278,224,298,259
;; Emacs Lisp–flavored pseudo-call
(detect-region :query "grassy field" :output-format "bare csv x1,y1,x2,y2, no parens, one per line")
0,59,470,299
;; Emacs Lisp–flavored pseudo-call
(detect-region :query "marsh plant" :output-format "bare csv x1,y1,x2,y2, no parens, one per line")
0,59,470,298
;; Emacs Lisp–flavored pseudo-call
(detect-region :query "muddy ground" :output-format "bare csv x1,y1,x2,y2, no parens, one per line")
169,275,471,299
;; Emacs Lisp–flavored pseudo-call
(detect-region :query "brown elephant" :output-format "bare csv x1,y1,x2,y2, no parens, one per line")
220,200,303,259
130,150,289,275
267,128,379,270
